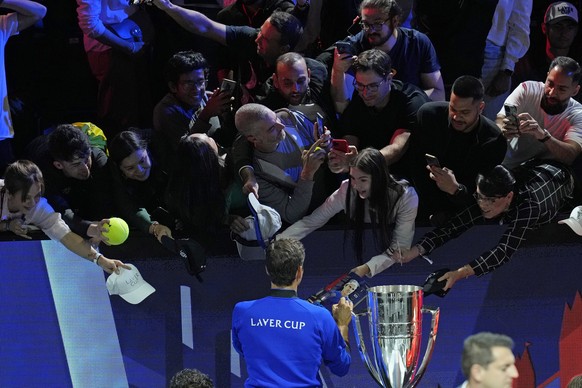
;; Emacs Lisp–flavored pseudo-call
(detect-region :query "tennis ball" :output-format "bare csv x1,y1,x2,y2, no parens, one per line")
102,217,129,245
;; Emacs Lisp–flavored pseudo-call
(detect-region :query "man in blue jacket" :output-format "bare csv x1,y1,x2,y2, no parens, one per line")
232,238,352,387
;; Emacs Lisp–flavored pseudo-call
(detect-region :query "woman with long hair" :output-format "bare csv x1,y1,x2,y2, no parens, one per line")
108,130,173,242
165,133,248,246
279,147,418,277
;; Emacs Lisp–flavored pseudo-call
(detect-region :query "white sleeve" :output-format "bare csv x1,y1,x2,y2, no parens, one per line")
278,179,349,241
502,0,532,71
390,185,418,251
365,253,396,277
26,197,71,241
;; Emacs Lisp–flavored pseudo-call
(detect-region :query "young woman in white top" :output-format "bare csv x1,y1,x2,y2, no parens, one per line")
279,147,418,277
0,160,128,274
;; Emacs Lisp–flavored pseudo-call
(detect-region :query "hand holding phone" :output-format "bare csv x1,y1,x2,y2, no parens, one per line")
425,153,441,168
220,78,237,94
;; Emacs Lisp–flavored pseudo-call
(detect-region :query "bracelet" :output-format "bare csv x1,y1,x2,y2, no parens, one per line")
539,129,552,143
92,253,103,266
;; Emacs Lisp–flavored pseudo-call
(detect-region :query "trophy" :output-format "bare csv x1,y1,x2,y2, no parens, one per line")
352,285,440,387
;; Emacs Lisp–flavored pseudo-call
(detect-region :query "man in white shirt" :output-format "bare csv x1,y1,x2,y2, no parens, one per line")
497,56,582,168
0,0,46,176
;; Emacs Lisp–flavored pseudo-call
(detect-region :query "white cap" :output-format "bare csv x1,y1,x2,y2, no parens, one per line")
558,206,582,236
106,264,155,304
545,2,579,24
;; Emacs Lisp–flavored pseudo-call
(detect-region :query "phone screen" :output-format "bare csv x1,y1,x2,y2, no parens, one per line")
316,113,324,137
425,153,441,168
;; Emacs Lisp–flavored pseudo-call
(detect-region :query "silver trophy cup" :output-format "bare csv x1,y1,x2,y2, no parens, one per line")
352,285,440,387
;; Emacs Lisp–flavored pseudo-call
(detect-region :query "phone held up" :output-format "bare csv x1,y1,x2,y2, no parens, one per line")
316,112,325,137
332,139,349,153
335,41,356,56
425,153,441,168
504,103,519,130
220,78,237,94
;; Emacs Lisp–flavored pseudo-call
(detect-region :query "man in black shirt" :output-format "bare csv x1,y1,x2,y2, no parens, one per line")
408,76,507,224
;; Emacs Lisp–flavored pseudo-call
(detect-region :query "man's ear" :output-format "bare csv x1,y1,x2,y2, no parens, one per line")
471,364,484,382
53,161,64,170
246,134,258,146
507,191,514,202
479,100,485,114
272,73,279,89
168,81,178,94
572,83,580,98
295,265,304,283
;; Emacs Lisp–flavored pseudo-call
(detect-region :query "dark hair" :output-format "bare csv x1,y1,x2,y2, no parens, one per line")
108,131,148,166
549,56,582,84
166,135,225,239
476,165,516,197
265,238,305,286
452,76,485,101
48,124,91,162
352,49,392,78
169,368,214,388
360,0,402,20
461,332,514,378
268,11,303,50
346,148,404,263
164,51,209,85
3,160,45,201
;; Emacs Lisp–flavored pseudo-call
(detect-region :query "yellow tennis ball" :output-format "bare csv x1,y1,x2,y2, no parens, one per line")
102,217,129,245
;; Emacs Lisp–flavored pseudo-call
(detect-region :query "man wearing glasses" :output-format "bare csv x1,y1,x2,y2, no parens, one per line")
319,0,444,113
153,51,234,171
329,49,429,177
397,163,574,291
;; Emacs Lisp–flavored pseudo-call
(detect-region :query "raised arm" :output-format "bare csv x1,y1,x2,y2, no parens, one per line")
152,0,227,45
1,0,46,32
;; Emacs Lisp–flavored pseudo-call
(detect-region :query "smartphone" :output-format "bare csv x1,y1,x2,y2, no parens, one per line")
346,16,361,36
220,78,237,93
335,41,356,56
316,112,325,137
504,103,519,126
332,139,349,153
425,153,441,168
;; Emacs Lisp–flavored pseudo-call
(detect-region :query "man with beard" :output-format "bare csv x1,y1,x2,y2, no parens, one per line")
153,51,234,171
397,163,574,291
408,76,507,225
262,52,338,133
152,0,304,102
329,49,430,178
319,0,444,113
498,56,582,169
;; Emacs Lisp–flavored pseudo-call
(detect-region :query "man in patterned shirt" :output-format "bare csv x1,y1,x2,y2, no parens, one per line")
398,162,574,290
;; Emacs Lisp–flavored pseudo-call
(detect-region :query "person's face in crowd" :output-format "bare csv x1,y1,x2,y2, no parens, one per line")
54,153,92,180
189,133,219,155
361,7,396,47
473,188,513,219
354,70,391,108
255,20,285,64
542,66,580,114
273,60,311,106
350,166,372,199
247,110,286,151
171,68,207,108
448,93,484,132
472,346,518,388
545,20,578,51
7,182,42,214
120,148,152,182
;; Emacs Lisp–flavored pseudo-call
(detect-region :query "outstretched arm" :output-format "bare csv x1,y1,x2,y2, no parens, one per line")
1,0,47,32
60,232,130,274
152,0,226,45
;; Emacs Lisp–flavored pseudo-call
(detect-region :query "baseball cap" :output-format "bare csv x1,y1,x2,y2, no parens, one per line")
233,193,282,260
558,205,582,235
545,2,579,24
106,264,155,304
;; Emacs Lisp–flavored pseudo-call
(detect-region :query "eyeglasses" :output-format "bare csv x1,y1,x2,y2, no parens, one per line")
180,79,207,89
473,192,505,204
359,18,390,31
353,78,386,93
